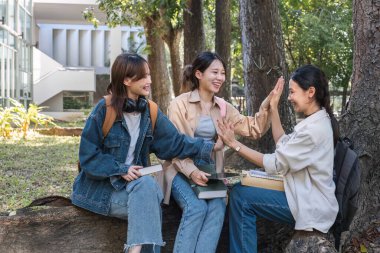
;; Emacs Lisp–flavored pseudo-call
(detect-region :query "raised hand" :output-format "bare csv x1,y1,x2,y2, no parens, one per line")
269,76,285,110
217,118,237,148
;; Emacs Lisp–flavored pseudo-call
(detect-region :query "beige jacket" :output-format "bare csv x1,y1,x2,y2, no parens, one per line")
162,89,270,204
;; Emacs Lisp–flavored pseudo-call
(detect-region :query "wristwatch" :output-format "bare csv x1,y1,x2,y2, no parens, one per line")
234,145,241,152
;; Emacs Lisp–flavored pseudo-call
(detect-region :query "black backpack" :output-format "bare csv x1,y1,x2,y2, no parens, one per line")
331,137,360,249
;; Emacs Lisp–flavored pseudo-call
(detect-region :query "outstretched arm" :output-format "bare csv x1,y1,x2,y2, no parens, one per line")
270,77,285,144
217,119,264,168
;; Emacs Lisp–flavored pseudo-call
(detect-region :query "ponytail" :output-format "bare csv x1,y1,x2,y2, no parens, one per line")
319,69,340,146
323,94,340,147
180,65,196,93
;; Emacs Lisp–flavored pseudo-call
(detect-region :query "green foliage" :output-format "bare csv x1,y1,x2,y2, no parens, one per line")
0,99,55,139
122,34,146,54
0,106,16,138
84,0,186,29
63,97,92,110
230,0,244,85
203,0,216,51
82,7,100,28
280,0,353,91
202,0,244,86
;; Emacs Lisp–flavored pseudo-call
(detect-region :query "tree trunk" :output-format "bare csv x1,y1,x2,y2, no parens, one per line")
145,15,171,114
237,0,294,154
183,0,205,65
339,0,380,252
285,232,337,253
164,26,183,97
341,84,348,114
0,196,229,253
223,0,296,251
215,0,232,102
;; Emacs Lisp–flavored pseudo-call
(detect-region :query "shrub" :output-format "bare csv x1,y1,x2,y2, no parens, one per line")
0,99,56,138
0,106,17,138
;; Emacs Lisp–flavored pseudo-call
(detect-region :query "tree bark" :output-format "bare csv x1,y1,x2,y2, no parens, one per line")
339,0,380,252
223,0,296,251
183,0,205,65
285,232,337,253
341,84,348,114
164,26,183,97
215,0,232,102
236,0,294,154
145,14,171,114
0,197,229,253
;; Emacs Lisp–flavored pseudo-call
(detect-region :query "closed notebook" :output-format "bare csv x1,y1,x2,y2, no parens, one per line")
241,170,284,191
192,180,227,199
207,172,241,187
139,164,163,176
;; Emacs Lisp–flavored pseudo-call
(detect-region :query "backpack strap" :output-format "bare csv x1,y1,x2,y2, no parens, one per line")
148,100,158,131
102,95,117,138
102,96,158,137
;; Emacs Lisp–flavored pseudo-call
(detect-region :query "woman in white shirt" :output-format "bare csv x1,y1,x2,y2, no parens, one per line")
217,65,339,253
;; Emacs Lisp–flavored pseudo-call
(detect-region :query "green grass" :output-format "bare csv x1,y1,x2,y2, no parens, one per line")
0,132,80,212
0,130,161,213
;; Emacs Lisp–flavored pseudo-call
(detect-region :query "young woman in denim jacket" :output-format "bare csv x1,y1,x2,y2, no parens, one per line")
218,65,340,253
71,53,217,253
163,52,278,253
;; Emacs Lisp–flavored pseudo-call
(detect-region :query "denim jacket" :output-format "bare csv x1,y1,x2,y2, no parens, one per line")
71,98,213,216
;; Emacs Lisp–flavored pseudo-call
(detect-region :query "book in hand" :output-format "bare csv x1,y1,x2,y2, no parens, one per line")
192,180,227,199
138,164,163,176
241,170,284,191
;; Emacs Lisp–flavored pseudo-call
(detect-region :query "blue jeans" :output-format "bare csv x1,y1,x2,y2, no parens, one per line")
229,183,295,253
109,176,165,253
171,173,226,253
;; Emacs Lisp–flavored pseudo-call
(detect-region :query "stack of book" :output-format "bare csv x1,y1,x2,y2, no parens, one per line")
241,170,284,191
191,164,229,199
191,179,228,199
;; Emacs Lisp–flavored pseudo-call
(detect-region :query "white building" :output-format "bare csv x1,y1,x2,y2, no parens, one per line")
33,0,145,117
1,0,145,119
0,0,33,108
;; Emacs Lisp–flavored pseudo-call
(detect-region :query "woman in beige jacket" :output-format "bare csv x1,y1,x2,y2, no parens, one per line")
163,51,277,253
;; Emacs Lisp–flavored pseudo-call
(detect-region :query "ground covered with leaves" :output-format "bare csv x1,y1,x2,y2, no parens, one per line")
0,132,79,212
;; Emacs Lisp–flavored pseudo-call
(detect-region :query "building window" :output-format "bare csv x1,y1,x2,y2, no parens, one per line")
0,0,32,107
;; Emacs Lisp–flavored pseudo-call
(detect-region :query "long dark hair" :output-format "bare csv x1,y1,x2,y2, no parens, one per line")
107,53,148,117
181,52,226,93
290,65,340,145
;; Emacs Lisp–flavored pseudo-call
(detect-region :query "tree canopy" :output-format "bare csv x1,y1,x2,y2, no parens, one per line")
280,0,353,112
